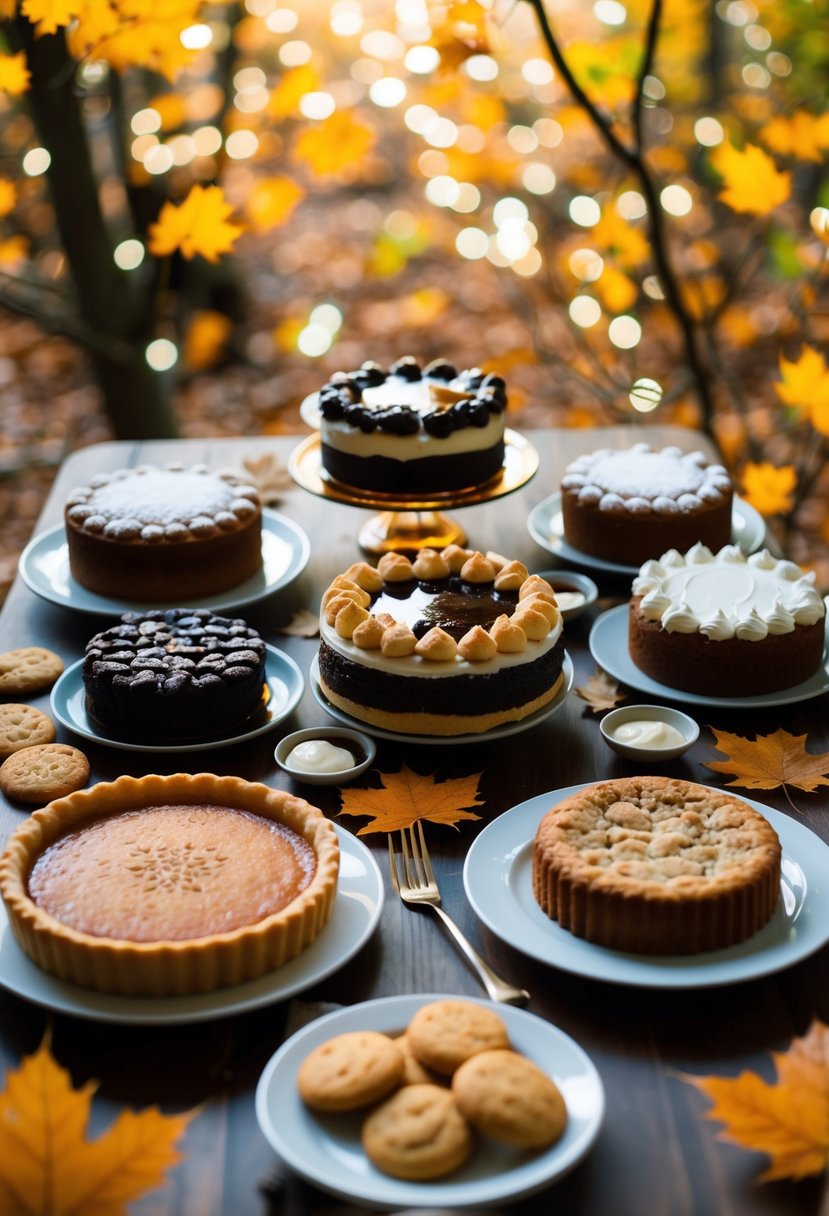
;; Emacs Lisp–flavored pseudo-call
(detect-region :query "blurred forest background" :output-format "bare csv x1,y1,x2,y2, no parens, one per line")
0,0,827,601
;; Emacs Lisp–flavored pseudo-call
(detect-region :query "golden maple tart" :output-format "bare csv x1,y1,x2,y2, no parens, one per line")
0,773,340,996
532,776,781,955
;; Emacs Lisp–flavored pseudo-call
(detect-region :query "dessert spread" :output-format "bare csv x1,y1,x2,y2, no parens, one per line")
532,776,781,955
628,544,826,696
64,463,262,600
317,549,566,736
0,772,340,996
285,739,355,774
606,720,686,749
317,357,507,493
560,443,733,565
82,609,268,741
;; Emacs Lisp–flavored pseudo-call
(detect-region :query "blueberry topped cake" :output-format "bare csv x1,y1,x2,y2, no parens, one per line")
316,357,507,494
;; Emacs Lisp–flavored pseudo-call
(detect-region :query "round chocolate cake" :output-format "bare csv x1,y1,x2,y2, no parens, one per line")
83,609,268,740
317,549,566,736
317,357,507,493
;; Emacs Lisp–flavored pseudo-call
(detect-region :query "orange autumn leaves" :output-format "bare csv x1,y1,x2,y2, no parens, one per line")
339,765,484,835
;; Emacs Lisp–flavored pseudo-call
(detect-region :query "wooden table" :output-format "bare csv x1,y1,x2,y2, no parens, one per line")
1,428,827,1216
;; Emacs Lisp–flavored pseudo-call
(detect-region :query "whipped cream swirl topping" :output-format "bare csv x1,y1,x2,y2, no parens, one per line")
632,544,826,640
561,443,732,515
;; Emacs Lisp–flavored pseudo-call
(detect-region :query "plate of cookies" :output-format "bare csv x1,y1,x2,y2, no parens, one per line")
255,993,604,1208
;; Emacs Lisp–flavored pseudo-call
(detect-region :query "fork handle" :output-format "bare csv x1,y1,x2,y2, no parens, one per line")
429,905,530,1005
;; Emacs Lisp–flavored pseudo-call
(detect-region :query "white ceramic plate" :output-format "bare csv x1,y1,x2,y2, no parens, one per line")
527,493,766,576
464,785,829,989
589,603,829,708
0,826,382,1025
18,508,310,615
50,645,304,753
309,652,574,746
255,993,604,1209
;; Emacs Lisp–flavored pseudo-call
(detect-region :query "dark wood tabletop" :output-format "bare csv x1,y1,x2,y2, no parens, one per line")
1,428,827,1216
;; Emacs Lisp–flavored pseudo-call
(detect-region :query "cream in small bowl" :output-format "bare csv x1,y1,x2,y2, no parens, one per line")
599,704,699,762
534,570,598,621
275,727,376,785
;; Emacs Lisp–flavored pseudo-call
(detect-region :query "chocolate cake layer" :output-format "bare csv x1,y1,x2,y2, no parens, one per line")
320,442,505,494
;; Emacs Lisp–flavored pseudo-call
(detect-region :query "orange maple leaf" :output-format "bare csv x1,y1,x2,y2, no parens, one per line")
293,110,376,178
20,0,78,37
148,185,244,263
739,461,796,516
760,112,828,164
684,1020,829,1181
338,764,484,835
705,728,829,795
0,52,31,96
775,345,829,412
576,667,627,713
245,176,305,233
712,142,791,216
0,1035,195,1215
268,64,321,121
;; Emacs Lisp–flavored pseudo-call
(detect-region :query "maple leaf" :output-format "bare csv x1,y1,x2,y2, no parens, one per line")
576,667,627,713
245,176,305,233
240,451,292,504
705,728,829,796
293,110,376,178
429,0,491,73
0,179,16,219
760,112,827,164
592,209,650,269
0,53,31,96
70,1,203,79
148,185,244,263
268,64,321,121
20,0,79,36
683,1020,829,1181
0,1035,195,1215
275,608,319,638
712,142,791,216
739,461,796,517
338,764,484,835
775,345,829,411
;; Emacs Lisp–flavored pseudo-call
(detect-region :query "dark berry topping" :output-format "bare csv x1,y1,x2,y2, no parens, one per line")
422,410,455,437
457,367,485,389
379,406,420,435
480,373,506,392
468,400,491,427
423,359,458,381
389,356,422,381
359,360,386,386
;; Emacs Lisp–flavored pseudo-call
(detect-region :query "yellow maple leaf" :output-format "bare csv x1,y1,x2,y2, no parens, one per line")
430,0,491,72
293,109,376,178
684,1020,829,1181
0,52,31,96
70,1,202,80
705,727,829,794
592,208,649,269
245,176,305,233
739,461,796,516
20,0,79,36
148,185,244,263
338,764,484,835
183,309,233,371
712,141,791,216
775,346,829,416
0,1035,195,1215
576,667,627,713
0,179,16,218
761,112,826,164
268,64,321,121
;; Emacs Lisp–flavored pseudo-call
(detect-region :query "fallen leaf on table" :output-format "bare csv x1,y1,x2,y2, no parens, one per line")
705,727,829,794
0,1035,195,1216
576,667,627,713
276,608,319,638
682,1019,829,1181
338,764,484,835
241,452,292,504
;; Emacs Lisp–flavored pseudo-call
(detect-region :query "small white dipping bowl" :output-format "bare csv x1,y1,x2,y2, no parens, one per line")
535,570,599,622
599,704,700,763
275,727,376,786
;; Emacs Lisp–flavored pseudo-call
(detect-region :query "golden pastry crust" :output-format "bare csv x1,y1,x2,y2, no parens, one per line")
0,772,339,996
532,776,781,954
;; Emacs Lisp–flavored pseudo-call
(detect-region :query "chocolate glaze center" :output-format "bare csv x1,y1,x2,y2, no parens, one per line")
372,578,518,641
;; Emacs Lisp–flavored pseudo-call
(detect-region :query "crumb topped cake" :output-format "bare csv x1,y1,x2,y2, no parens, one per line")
65,463,262,600
0,773,340,995
532,776,781,954
560,443,733,564
317,548,565,736
82,609,268,740
316,357,507,493
628,544,826,696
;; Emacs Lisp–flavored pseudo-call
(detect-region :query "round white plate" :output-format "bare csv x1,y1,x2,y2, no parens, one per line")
0,826,383,1025
50,645,304,753
309,652,574,746
527,493,765,576
589,603,829,708
18,508,310,615
255,993,604,1209
464,785,829,989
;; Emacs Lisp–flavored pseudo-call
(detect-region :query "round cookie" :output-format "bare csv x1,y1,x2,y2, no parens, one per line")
297,1031,405,1112
362,1083,473,1180
0,743,89,805
0,704,56,760
407,999,510,1076
452,1049,568,1149
0,647,64,696
393,1034,445,1087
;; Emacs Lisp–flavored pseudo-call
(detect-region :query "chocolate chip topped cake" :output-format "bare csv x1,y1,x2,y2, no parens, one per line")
318,548,565,736
560,443,733,565
65,463,262,600
317,357,507,493
82,609,267,740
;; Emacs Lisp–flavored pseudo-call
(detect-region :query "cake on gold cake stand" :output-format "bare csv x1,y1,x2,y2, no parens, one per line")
288,430,539,555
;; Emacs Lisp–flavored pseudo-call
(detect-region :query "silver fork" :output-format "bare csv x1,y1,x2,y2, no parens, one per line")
388,821,529,1006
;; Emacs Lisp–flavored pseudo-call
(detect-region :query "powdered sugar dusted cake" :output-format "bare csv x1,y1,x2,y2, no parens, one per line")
561,443,733,564
628,544,826,696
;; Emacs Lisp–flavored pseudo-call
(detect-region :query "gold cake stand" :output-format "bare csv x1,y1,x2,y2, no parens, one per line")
288,429,539,556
